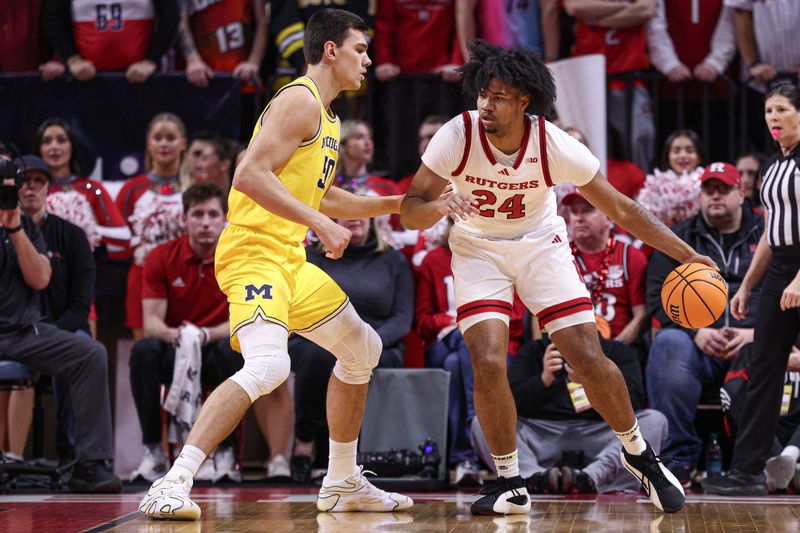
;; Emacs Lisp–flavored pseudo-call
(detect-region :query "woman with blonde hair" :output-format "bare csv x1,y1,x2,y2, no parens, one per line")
116,113,188,339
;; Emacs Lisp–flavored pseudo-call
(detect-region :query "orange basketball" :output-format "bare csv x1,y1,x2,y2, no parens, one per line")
661,263,728,328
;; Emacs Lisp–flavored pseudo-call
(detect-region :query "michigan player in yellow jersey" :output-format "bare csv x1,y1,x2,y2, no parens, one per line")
139,9,413,521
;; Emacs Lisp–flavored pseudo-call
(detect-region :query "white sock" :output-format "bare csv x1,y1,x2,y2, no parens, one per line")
616,421,647,455
327,438,358,481
492,449,520,479
782,445,800,462
168,444,206,481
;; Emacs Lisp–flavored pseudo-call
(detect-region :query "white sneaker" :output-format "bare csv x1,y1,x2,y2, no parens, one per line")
266,454,291,479
212,447,242,483
130,448,170,482
765,454,796,491
138,475,201,521
455,460,483,487
194,457,216,481
317,466,414,512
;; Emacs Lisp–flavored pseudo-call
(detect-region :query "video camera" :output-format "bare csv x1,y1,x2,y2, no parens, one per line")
0,158,24,210
356,438,441,478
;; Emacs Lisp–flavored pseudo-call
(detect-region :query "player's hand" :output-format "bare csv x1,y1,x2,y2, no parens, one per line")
441,192,478,222
39,60,65,81
126,60,158,84
730,284,751,321
694,328,727,358
67,56,96,81
682,253,718,271
541,343,564,388
781,277,800,311
750,62,777,83
667,64,692,83
186,58,214,88
233,61,262,87
375,63,401,82
315,218,351,260
693,62,719,83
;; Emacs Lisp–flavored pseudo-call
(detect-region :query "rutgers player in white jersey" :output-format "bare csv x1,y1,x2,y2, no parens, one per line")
401,41,716,516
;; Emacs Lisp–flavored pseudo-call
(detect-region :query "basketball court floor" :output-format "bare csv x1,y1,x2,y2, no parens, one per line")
2,486,800,532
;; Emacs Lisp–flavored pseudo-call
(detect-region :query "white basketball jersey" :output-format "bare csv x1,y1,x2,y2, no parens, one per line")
422,111,600,240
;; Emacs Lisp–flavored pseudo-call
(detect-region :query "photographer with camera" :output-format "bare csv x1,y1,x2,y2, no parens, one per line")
0,157,121,493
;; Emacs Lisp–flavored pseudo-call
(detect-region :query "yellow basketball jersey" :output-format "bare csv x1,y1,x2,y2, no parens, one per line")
227,76,340,244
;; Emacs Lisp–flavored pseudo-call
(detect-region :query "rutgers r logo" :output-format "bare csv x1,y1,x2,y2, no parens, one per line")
245,284,273,301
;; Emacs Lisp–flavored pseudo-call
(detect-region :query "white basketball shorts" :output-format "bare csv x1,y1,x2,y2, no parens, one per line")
449,219,596,335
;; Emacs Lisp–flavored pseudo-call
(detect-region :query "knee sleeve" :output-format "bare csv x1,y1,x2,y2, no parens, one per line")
332,323,382,385
300,303,382,385
229,321,291,402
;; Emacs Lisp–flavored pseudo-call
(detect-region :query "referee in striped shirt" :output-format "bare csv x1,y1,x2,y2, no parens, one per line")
704,84,800,495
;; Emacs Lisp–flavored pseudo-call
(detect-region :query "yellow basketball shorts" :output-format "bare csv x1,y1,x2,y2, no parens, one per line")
215,225,348,352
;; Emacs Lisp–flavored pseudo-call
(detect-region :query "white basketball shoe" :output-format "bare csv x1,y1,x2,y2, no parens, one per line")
139,474,201,521
317,466,414,512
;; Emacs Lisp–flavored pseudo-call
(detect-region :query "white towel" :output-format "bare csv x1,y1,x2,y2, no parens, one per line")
163,324,203,442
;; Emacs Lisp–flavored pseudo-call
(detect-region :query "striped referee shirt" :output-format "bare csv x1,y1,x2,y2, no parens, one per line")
761,145,800,247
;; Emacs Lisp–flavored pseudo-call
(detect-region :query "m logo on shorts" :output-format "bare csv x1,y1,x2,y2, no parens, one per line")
245,284,273,301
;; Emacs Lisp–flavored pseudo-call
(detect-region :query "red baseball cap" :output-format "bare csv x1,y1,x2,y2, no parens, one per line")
700,162,741,187
561,189,587,206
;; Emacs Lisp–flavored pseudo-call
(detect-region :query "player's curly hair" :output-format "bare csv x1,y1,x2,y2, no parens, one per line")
459,40,556,117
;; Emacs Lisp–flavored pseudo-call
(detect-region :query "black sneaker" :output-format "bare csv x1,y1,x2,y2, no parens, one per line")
620,441,685,513
701,469,768,496
526,471,548,494
69,460,122,493
559,467,596,494
470,475,530,516
290,455,312,483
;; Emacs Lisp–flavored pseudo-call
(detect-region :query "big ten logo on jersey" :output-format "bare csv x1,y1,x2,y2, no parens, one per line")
245,284,273,302
95,2,123,31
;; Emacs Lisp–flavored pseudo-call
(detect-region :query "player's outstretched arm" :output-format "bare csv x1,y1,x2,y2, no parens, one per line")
400,163,476,229
579,171,717,269
320,186,403,219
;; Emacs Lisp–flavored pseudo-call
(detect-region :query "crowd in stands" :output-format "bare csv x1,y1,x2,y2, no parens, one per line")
1,0,800,498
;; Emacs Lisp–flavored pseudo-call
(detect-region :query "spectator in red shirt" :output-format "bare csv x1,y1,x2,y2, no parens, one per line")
0,0,65,80
35,118,132,259
129,183,292,482
565,0,658,170
374,0,461,83
177,0,268,90
44,0,179,84
563,190,648,347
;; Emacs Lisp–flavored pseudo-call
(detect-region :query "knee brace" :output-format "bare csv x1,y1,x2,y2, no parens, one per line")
300,303,382,385
229,321,291,402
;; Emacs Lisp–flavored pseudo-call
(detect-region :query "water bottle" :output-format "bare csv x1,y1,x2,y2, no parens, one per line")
706,433,723,478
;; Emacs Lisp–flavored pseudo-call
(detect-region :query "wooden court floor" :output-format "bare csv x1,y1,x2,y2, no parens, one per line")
2,487,800,532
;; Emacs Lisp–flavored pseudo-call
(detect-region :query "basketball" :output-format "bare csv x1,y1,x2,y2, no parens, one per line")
661,263,728,328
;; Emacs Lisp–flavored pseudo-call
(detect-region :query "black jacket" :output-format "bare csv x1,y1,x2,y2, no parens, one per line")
39,213,95,333
509,337,645,421
647,206,764,331
306,237,414,349
0,216,46,331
